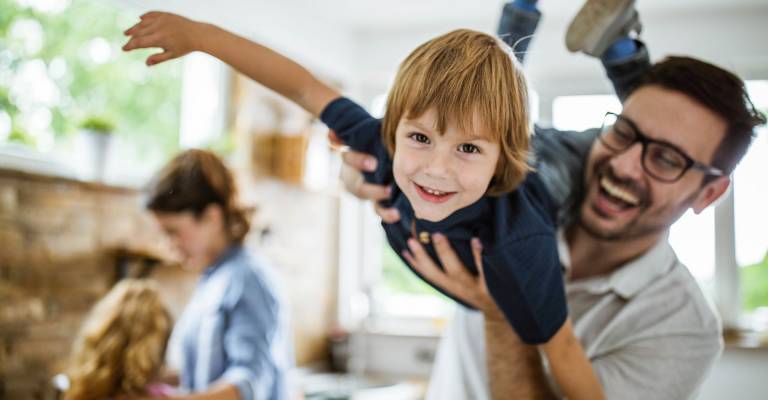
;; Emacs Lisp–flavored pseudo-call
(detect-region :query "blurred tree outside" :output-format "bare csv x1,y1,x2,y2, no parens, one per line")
0,0,181,157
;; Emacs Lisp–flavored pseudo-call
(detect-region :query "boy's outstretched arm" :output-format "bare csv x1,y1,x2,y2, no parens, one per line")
123,11,339,117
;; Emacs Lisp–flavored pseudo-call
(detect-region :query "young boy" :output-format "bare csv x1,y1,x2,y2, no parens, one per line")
123,12,604,399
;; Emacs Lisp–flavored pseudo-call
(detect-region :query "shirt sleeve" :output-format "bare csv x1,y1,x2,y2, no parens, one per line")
531,126,598,227
592,330,722,400
320,96,393,186
219,273,281,400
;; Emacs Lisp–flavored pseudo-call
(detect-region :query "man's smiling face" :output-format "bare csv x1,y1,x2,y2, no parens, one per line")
578,85,729,241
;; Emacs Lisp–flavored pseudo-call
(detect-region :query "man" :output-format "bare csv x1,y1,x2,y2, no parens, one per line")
336,0,766,398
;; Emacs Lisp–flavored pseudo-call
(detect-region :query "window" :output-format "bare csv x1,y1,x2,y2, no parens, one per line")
737,81,768,326
0,0,182,183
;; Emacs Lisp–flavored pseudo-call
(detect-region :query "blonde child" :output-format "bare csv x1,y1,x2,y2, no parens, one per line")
124,12,603,399
63,279,173,400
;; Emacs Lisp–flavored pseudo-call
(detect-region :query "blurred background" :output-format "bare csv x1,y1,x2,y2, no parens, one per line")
0,0,766,399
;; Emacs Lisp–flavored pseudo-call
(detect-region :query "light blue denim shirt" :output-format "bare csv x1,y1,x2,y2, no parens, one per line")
172,245,292,400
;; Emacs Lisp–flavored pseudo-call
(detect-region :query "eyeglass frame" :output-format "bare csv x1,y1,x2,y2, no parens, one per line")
598,112,726,183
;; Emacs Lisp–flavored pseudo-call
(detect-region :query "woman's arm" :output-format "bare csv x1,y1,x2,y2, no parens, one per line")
123,11,339,116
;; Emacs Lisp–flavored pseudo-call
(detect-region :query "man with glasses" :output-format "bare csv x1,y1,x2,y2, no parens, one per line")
337,0,765,398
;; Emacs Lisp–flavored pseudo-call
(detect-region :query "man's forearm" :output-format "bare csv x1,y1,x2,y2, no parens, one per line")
484,316,556,400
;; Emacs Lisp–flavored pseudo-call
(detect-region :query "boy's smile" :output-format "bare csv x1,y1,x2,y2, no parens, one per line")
392,108,501,222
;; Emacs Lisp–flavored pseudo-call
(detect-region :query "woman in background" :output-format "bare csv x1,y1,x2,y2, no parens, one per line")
145,149,292,400
64,279,173,400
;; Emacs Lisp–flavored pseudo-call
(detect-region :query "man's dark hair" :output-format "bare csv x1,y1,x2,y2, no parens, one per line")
638,56,766,175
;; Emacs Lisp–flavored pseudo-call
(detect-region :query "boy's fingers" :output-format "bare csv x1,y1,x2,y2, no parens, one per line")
341,151,377,172
147,50,175,66
432,233,465,278
140,11,162,20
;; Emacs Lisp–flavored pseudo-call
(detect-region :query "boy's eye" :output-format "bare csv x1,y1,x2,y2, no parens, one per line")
409,132,430,144
458,143,480,154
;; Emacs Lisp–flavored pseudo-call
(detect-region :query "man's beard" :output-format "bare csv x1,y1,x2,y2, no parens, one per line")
576,162,693,241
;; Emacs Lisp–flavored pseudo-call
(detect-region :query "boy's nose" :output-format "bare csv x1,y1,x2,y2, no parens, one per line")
424,151,452,178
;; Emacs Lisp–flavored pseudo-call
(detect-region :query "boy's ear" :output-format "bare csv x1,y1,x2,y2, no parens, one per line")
692,176,730,214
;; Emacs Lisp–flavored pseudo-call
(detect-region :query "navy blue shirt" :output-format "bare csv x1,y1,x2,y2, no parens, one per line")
321,97,567,344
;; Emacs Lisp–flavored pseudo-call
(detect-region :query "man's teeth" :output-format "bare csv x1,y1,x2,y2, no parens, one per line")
600,177,640,206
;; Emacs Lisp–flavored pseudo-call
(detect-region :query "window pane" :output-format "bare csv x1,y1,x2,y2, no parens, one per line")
371,240,452,319
738,81,768,313
552,95,622,131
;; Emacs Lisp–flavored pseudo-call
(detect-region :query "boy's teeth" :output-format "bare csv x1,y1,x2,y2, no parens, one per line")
600,177,640,206
422,185,447,196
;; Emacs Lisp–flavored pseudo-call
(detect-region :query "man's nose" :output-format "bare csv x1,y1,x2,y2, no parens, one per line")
609,142,645,181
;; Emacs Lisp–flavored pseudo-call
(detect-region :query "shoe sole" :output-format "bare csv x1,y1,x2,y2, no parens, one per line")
566,0,637,55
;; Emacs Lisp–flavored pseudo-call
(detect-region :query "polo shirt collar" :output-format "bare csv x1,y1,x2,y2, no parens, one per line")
564,231,677,299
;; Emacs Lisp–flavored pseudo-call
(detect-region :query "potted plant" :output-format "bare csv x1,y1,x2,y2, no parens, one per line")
78,115,116,181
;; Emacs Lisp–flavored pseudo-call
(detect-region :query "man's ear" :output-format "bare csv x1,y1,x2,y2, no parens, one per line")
692,176,730,214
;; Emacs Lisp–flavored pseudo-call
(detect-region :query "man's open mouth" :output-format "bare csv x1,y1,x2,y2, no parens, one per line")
596,176,642,212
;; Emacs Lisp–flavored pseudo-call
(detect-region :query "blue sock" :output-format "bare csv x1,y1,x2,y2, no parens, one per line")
602,36,638,63
512,0,539,13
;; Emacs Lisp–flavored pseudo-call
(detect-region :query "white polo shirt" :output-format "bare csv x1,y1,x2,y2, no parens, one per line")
426,232,723,400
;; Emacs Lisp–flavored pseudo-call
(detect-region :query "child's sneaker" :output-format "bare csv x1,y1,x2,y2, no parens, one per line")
565,0,641,57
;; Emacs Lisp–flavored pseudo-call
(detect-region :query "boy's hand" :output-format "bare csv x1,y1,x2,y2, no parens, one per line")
123,11,204,66
403,233,505,321
329,130,400,223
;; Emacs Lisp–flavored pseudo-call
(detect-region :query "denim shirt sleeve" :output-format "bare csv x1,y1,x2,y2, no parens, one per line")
531,126,598,227
320,96,393,186
219,271,280,400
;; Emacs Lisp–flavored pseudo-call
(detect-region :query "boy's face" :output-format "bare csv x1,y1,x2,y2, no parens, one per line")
393,108,500,222
579,85,729,240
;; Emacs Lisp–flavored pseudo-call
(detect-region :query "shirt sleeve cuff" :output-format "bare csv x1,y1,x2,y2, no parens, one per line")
221,366,273,400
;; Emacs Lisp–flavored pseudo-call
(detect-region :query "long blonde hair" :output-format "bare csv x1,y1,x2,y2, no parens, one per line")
64,279,172,400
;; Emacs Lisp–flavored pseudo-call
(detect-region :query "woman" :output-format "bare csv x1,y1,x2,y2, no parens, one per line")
146,149,292,400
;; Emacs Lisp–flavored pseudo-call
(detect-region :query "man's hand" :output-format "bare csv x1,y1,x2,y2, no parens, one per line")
123,11,205,66
402,233,504,321
329,130,400,223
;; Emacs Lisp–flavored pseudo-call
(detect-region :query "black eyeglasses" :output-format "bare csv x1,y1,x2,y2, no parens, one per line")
598,112,725,182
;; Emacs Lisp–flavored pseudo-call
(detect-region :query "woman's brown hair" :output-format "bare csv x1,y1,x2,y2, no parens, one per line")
146,149,251,244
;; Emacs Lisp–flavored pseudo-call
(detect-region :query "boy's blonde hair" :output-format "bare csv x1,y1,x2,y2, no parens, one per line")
64,279,172,400
382,29,531,196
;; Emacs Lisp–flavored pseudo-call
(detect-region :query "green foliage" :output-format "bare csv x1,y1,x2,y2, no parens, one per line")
742,251,768,311
80,115,115,134
0,0,182,154
381,244,446,297
8,127,35,146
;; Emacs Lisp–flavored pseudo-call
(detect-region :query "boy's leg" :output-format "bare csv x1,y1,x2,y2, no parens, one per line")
565,0,649,102
497,0,542,64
